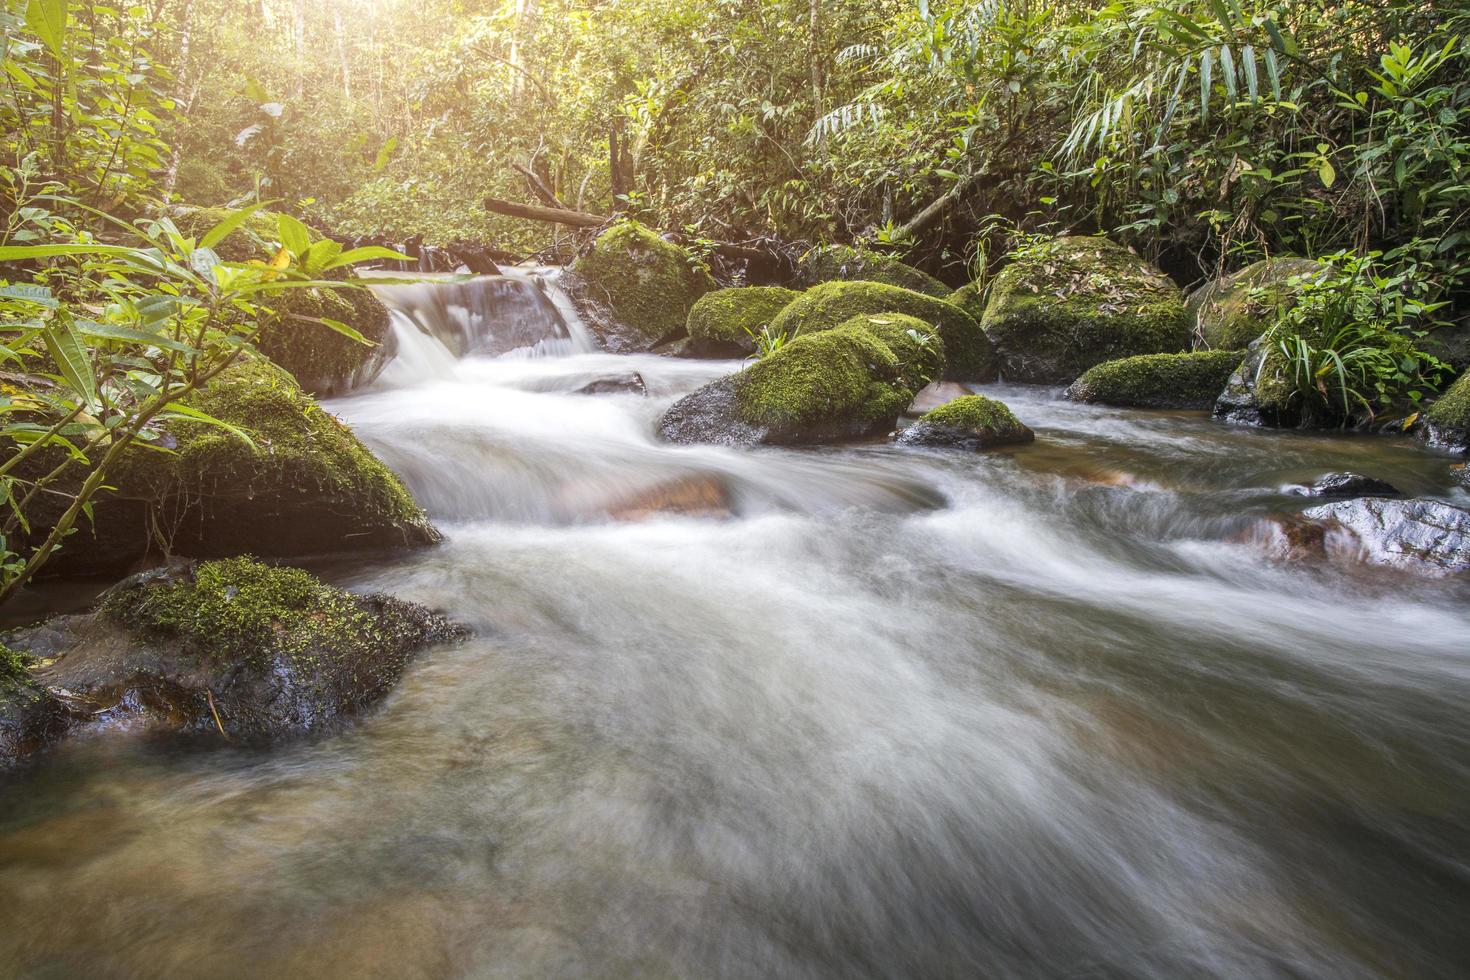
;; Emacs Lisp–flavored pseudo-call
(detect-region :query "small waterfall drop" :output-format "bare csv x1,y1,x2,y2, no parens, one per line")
367,267,597,387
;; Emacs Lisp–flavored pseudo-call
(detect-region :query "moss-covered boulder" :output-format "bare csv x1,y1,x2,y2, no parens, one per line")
0,643,66,768
798,245,950,297
1212,341,1298,427
980,236,1190,383
175,206,286,263
685,286,801,357
659,314,941,446
1187,257,1325,351
1422,371,1470,453
36,357,437,578
2,559,465,762
896,395,1034,451
768,280,996,380
1065,349,1244,410
567,221,715,351
947,282,987,322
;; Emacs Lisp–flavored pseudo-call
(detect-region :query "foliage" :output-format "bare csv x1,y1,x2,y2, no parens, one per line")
1261,254,1448,426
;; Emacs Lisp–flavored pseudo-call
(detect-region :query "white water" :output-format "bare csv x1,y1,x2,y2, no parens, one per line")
3,272,1470,978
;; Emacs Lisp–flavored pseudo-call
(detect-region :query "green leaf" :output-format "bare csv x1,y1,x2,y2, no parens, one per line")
24,0,66,60
1200,49,1214,124
74,320,195,353
0,283,56,308
42,318,97,408
0,243,144,261
277,214,312,258
321,246,411,270
199,203,268,250
307,316,374,346
1319,159,1336,188
372,136,399,173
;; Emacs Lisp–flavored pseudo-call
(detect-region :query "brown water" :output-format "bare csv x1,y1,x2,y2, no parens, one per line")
2,277,1469,979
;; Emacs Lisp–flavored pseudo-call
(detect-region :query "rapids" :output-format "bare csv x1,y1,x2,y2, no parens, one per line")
2,272,1470,978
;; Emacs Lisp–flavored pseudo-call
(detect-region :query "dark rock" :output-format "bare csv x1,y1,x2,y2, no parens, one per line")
1301,497,1470,576
1285,472,1402,499
573,372,647,396
0,645,67,768
2,558,466,766
1421,371,1470,454
1213,341,1297,427
896,395,1034,451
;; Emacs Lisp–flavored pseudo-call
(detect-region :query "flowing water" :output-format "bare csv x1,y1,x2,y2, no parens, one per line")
3,273,1470,979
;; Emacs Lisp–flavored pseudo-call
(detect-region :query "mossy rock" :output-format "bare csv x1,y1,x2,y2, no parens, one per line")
981,236,1190,383
568,221,715,351
2,558,465,760
1213,341,1299,427
0,642,65,768
896,395,1034,450
1422,371,1470,453
1188,257,1325,351
798,245,950,298
769,280,996,380
35,357,437,577
659,314,940,446
255,282,396,396
947,282,987,322
1065,349,1244,410
685,286,801,357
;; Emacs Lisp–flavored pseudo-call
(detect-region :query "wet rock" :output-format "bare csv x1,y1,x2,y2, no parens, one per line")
565,221,714,352
769,280,995,380
659,314,941,447
1065,349,1243,410
1,558,466,765
0,644,67,768
796,245,951,298
1187,257,1324,351
1301,497,1470,576
896,395,1034,451
606,475,732,521
1285,473,1403,499
1213,341,1297,427
685,286,801,357
256,281,397,397
1453,463,1469,488
573,372,647,396
1421,370,1470,454
980,236,1190,384
1249,515,1330,564
24,357,438,579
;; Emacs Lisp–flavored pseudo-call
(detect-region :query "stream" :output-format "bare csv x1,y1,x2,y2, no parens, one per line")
3,272,1470,978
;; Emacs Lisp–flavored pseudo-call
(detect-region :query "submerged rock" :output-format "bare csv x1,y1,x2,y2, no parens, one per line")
980,236,1190,384
768,280,995,380
896,395,1034,451
1285,473,1403,499
1065,349,1243,410
606,474,732,521
565,221,715,351
685,286,801,357
1187,257,1324,351
573,372,647,396
1421,371,1470,453
1,558,465,765
797,245,950,298
1299,498,1470,576
660,314,941,446
30,357,438,578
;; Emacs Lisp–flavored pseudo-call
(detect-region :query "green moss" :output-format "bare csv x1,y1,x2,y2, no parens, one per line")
981,235,1189,383
105,558,375,669
255,281,391,394
686,286,801,353
1426,371,1470,433
899,395,1034,449
734,325,911,433
1066,349,1244,409
111,356,429,536
1189,257,1325,351
800,245,950,297
571,221,715,343
0,643,34,697
835,313,945,393
947,282,987,322
769,280,995,380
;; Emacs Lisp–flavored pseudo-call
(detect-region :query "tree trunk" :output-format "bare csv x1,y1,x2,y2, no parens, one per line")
809,0,826,157
159,0,194,202
333,7,351,100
